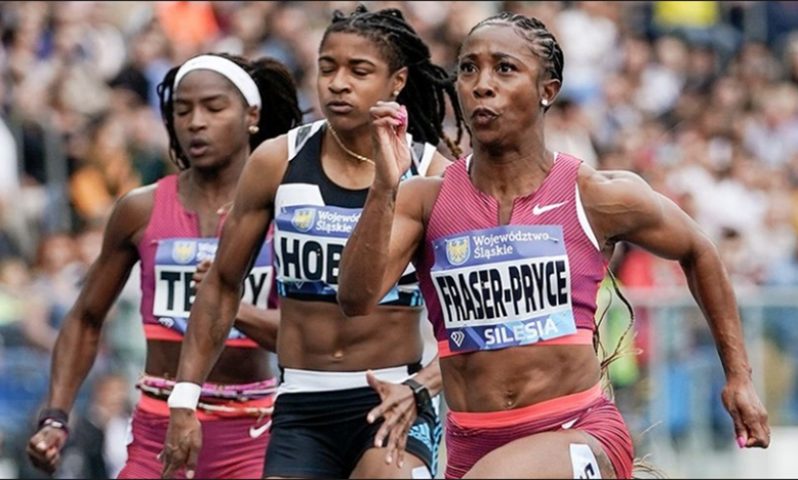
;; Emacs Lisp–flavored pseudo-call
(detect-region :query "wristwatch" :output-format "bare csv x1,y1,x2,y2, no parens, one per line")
402,377,432,413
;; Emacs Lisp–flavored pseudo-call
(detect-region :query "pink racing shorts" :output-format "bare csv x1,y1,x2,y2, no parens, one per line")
117,376,276,479
444,383,634,479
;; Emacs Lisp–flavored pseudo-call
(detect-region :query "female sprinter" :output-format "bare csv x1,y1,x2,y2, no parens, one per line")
338,12,770,479
27,53,301,478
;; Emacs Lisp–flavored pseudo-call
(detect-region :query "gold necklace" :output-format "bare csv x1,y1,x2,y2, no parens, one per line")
327,122,375,165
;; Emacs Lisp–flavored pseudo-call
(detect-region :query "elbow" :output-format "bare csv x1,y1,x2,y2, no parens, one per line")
679,232,716,268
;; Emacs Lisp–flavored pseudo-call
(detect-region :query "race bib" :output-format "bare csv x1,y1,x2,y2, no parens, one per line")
431,225,576,353
152,238,273,339
274,205,400,303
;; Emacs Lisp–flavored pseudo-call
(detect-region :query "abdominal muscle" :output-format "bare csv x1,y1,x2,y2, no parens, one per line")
441,344,601,412
145,339,273,385
276,297,426,371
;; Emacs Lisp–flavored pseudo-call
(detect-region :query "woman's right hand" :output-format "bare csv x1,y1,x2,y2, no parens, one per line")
26,426,68,474
160,409,202,479
370,101,410,189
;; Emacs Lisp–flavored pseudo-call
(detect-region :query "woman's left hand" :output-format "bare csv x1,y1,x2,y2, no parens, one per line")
366,370,417,467
722,376,770,448
191,260,213,286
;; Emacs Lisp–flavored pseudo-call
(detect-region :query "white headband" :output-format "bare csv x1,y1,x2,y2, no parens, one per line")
174,55,262,108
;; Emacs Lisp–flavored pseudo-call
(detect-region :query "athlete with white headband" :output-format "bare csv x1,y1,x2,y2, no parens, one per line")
26,53,302,479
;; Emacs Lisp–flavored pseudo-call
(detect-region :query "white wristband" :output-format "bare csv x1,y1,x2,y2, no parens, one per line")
167,382,201,410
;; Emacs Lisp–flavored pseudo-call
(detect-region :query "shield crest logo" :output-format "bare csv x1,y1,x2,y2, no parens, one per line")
445,237,470,266
171,241,196,264
291,208,316,232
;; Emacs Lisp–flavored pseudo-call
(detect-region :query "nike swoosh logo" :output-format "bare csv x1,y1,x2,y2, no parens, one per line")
561,418,578,429
532,201,567,215
248,419,272,439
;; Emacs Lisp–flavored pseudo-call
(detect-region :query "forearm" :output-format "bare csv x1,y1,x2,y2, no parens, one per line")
681,237,752,380
338,184,398,315
410,355,442,397
234,304,279,352
176,273,241,383
46,316,103,412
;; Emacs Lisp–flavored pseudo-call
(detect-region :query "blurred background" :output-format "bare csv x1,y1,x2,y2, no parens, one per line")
0,1,796,478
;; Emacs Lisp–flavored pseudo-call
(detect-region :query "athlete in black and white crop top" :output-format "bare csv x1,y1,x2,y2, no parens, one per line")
273,120,437,306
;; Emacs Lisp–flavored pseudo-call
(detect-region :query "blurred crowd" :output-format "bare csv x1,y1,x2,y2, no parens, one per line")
1,1,798,477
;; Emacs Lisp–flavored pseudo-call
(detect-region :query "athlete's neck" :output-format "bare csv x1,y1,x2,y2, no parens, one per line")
184,155,247,207
325,122,373,166
470,129,553,200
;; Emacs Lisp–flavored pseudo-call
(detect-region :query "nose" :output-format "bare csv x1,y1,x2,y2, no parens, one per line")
473,70,496,99
188,108,207,132
327,69,350,94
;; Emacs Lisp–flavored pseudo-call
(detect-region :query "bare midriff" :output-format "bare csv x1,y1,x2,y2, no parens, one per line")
275,297,425,371
441,344,601,412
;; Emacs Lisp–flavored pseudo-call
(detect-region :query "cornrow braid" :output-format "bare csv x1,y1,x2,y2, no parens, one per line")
323,4,465,158
156,53,303,170
468,12,564,112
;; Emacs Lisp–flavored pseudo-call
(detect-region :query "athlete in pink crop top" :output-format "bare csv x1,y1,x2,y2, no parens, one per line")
339,12,770,479
27,53,302,479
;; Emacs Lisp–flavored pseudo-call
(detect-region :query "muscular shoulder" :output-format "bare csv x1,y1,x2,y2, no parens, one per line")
109,183,157,246
398,175,444,222
249,134,289,174
577,164,663,242
578,165,651,213
237,134,290,210
115,184,156,230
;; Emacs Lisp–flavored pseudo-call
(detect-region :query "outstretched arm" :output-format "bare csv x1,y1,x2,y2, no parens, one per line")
161,137,288,478
191,260,280,351
584,169,770,448
174,137,286,386
338,102,434,316
27,188,149,474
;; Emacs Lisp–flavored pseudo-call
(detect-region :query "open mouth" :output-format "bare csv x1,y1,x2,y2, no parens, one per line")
471,106,499,125
188,139,210,157
326,101,354,114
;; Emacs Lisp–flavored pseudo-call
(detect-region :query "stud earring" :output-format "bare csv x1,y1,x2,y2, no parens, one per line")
248,125,259,134
392,90,400,98
541,99,549,107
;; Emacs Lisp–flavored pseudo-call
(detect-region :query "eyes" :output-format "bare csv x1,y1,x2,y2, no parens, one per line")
458,61,477,74
458,60,518,75
318,64,372,78
174,101,227,117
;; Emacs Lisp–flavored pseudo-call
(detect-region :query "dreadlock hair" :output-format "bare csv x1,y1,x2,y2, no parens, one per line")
322,4,465,158
157,53,303,170
467,12,564,112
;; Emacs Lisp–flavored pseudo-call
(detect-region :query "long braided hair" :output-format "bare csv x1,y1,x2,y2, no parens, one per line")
322,5,465,157
469,12,637,378
157,53,303,170
467,12,564,113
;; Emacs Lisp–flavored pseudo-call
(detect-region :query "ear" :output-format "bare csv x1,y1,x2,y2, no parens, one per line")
247,105,260,130
391,66,409,98
539,78,561,108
